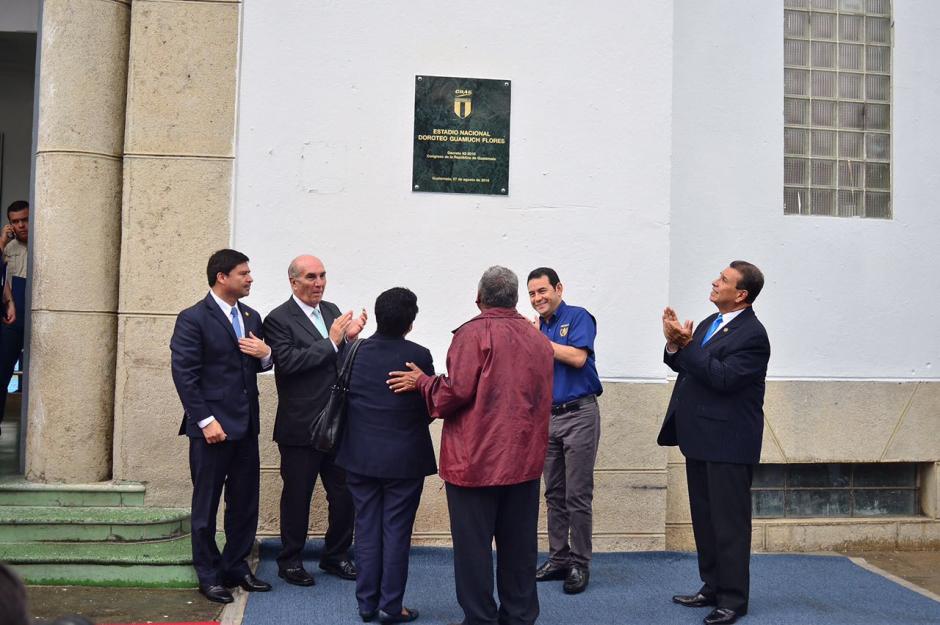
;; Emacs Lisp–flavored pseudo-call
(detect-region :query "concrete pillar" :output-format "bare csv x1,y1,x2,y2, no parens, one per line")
111,0,241,505
26,0,131,482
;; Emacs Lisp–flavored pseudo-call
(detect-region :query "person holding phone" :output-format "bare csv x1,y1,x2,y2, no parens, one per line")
0,201,28,436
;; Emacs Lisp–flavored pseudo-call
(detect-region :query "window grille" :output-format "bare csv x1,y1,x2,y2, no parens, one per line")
752,463,919,518
784,0,892,218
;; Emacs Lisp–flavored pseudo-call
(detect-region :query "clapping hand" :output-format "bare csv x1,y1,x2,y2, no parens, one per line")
662,307,693,349
346,308,368,341
328,311,354,344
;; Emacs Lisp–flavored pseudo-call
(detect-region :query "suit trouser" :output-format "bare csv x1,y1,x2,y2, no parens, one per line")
446,479,540,625
685,458,754,614
346,472,424,615
277,444,354,569
543,398,601,568
0,322,24,425
189,435,260,587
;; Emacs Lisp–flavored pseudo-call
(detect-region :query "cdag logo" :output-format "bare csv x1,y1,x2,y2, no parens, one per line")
453,89,472,119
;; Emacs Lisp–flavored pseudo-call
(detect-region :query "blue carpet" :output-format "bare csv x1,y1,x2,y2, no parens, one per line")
242,540,940,625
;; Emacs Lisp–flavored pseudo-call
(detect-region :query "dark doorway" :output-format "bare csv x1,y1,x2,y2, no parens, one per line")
0,30,37,476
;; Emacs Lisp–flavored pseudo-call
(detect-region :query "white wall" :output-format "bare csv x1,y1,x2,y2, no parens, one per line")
235,0,675,377
671,0,940,379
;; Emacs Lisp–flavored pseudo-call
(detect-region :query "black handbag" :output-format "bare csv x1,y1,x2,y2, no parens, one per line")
309,338,364,453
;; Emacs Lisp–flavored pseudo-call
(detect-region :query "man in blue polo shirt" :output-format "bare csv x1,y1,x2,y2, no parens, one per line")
527,267,603,595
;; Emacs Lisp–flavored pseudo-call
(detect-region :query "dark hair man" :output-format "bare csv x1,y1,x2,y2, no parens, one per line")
0,201,28,436
658,261,770,625
374,287,419,336
526,267,603,594
388,266,554,625
261,255,367,587
170,249,274,604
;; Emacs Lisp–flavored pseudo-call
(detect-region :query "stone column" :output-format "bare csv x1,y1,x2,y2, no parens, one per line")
26,0,131,482
111,0,241,505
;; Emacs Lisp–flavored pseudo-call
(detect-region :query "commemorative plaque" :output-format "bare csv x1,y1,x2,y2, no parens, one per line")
412,75,511,195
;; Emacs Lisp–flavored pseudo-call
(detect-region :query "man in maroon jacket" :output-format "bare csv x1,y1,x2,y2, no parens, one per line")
389,266,554,625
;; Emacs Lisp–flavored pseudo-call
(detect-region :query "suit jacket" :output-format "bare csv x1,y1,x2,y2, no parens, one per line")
335,334,437,479
657,307,770,465
263,297,344,445
171,293,270,440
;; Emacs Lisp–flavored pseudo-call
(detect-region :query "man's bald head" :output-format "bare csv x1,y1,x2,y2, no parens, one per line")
288,255,324,279
288,255,328,306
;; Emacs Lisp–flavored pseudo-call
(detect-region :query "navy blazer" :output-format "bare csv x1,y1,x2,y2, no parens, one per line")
335,334,437,479
171,293,270,440
657,307,770,465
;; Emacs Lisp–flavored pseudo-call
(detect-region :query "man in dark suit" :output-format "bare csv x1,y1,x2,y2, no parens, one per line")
262,255,366,586
658,260,770,625
171,249,273,604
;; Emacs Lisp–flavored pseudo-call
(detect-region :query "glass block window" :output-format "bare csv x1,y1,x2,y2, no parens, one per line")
784,0,892,218
752,463,919,518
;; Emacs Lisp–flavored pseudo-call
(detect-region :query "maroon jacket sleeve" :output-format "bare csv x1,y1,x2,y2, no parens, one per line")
416,323,483,419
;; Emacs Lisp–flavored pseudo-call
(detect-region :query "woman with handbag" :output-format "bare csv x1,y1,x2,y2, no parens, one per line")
335,287,436,623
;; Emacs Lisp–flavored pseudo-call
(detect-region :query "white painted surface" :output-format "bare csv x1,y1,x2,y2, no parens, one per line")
671,1,940,379
235,0,674,376
236,1,939,379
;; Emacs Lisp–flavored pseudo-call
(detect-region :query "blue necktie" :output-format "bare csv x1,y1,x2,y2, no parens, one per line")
701,314,723,345
230,306,243,338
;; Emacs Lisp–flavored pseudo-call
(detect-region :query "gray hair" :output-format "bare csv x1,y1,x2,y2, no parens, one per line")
287,260,302,279
478,266,519,308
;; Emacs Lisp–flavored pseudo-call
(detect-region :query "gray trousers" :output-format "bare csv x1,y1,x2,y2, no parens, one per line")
543,398,601,568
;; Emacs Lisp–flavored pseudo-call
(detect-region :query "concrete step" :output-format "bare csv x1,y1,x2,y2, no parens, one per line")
0,506,190,542
0,535,198,587
0,477,146,507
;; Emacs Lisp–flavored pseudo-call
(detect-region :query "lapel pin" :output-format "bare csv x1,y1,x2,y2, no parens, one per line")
244,311,250,317
723,327,728,333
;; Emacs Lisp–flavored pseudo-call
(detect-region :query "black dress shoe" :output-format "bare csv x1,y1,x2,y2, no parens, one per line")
320,558,358,580
563,565,589,594
359,609,378,622
673,592,718,607
198,584,234,604
535,560,569,582
225,572,272,592
378,607,419,623
278,566,316,586
703,608,740,625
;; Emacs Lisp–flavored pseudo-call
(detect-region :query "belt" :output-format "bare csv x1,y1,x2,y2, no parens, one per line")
551,394,597,416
